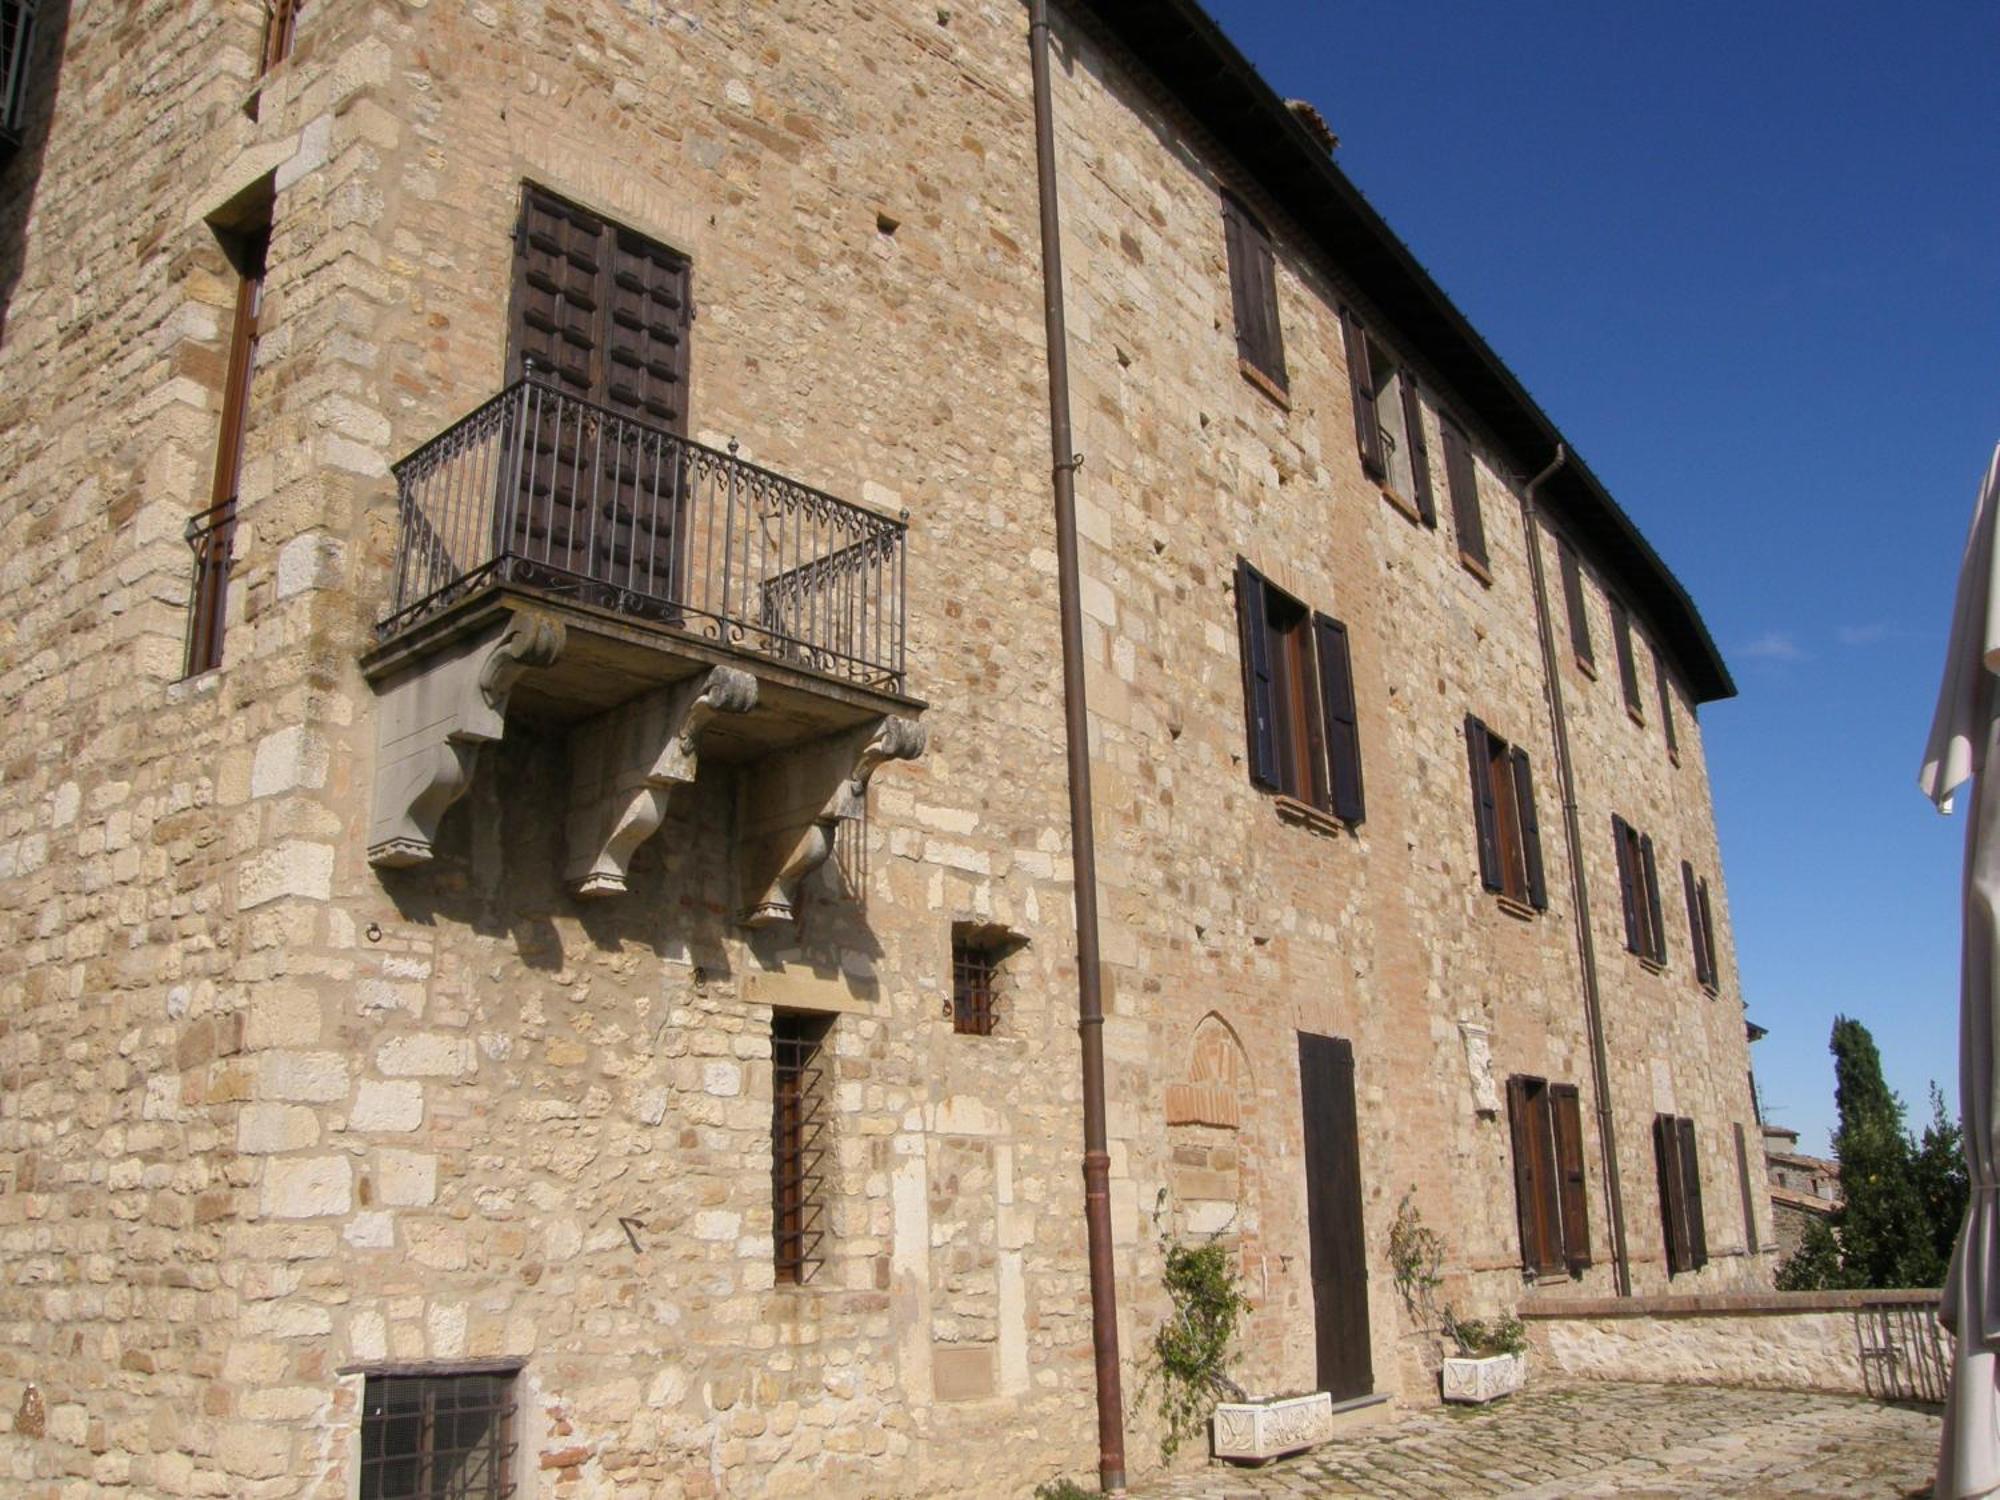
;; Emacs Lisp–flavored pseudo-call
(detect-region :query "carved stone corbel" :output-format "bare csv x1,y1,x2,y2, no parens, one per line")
738,715,926,927
564,666,759,897
366,609,565,867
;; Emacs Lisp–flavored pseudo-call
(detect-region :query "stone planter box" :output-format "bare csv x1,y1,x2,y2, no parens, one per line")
1212,1390,1334,1462
1441,1350,1527,1404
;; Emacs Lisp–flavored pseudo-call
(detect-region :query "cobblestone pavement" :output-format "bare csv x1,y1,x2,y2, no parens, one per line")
1133,1382,1941,1499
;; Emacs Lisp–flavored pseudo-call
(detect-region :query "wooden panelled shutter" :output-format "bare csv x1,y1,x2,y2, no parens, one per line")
1676,1116,1709,1269
1611,598,1641,712
1442,419,1486,568
1506,1078,1556,1276
1639,833,1666,963
1314,614,1365,823
1613,816,1640,954
1400,379,1436,527
1221,192,1285,390
1511,748,1547,911
261,0,300,75
1655,646,1679,761
1654,1114,1691,1274
1551,1084,1592,1273
1682,861,1712,987
1733,1122,1760,1253
1340,308,1386,480
1235,560,1280,791
1467,717,1502,891
1559,538,1592,667
1697,879,1719,987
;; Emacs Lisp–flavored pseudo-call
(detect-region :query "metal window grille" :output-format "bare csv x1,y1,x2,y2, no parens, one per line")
0,0,35,144
360,1373,517,1500
951,938,998,1037
772,1014,830,1285
182,498,237,678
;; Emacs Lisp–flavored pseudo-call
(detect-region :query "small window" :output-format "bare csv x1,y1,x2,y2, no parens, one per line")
950,923,1023,1036
1235,559,1364,823
1613,816,1666,966
1610,598,1643,721
1558,538,1593,673
261,0,300,75
1221,191,1286,395
1506,1076,1591,1278
0,0,40,150
1653,1113,1709,1276
360,1370,518,1500
1465,717,1546,910
1340,308,1434,525
772,1011,832,1285
1654,645,1679,762
1682,860,1719,992
1441,418,1486,574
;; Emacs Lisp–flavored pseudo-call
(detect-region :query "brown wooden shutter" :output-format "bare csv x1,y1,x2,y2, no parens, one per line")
261,0,300,74
1551,1084,1591,1273
1733,1122,1760,1253
1506,1078,1553,1274
1611,598,1641,714
1697,878,1719,988
1314,613,1364,823
1613,816,1640,954
1682,860,1709,986
1559,538,1592,667
511,186,605,397
1442,419,1486,568
1511,748,1547,911
1677,1116,1708,1270
1639,833,1665,963
1400,379,1436,527
1222,193,1285,390
1467,717,1502,891
1655,646,1679,761
1654,1114,1689,1274
1235,560,1279,791
1340,308,1385,479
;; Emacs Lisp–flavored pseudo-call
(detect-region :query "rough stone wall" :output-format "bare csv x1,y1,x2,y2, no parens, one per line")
0,2,1769,1497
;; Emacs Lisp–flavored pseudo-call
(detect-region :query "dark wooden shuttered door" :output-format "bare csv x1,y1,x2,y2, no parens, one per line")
1510,748,1546,910
1677,1116,1708,1269
1314,614,1364,822
1340,309,1385,480
1639,833,1666,963
1400,379,1436,526
1467,717,1502,891
1235,560,1280,790
1559,539,1592,667
1551,1085,1591,1273
1613,817,1640,953
1298,1033,1373,1401
1442,420,1486,568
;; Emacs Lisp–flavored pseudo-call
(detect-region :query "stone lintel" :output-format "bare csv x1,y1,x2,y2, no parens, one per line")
366,609,564,868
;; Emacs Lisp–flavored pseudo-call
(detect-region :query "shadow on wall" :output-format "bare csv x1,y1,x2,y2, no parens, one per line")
0,0,73,347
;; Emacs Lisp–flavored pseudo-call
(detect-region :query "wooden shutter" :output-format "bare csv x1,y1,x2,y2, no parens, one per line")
1655,646,1679,761
1697,879,1718,988
1235,560,1279,790
1314,614,1365,823
1639,833,1665,963
1442,419,1486,568
1467,717,1502,891
1222,194,1285,389
1551,1084,1592,1273
1682,861,1707,985
1340,308,1385,480
511,187,605,397
1613,817,1640,954
1400,379,1436,527
1559,539,1592,667
1733,1122,1760,1253
1507,1078,1560,1276
1511,748,1547,911
1677,1116,1708,1270
261,0,299,74
1611,599,1641,714
1654,1114,1690,1275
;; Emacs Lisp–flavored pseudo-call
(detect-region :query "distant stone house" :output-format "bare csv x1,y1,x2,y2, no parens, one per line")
1764,1124,1844,1264
0,1,1770,1495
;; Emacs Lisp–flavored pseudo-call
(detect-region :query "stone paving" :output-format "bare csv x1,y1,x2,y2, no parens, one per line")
1135,1382,1942,1499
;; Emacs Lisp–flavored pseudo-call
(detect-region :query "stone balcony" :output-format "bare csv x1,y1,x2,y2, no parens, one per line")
359,376,925,927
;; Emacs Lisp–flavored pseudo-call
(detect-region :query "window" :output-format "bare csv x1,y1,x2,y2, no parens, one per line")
1610,598,1643,720
950,923,1023,1036
1682,860,1719,992
260,0,300,74
1235,559,1364,823
185,197,273,678
360,1370,517,1500
1221,191,1285,395
1653,1114,1709,1275
1465,717,1546,910
0,0,38,151
1441,417,1486,575
1506,1076,1591,1278
1340,308,1435,526
1558,538,1593,673
1654,645,1679,762
771,1011,831,1285
1612,816,1666,965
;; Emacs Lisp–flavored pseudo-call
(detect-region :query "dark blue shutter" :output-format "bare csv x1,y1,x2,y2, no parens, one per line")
1511,748,1546,910
1235,559,1278,790
1467,717,1501,890
1314,614,1364,823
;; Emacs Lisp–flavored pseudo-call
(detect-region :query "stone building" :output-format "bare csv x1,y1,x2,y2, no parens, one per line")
1763,1124,1843,1267
0,0,1771,1495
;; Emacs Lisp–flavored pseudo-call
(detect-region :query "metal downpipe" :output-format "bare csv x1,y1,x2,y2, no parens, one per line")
1027,0,1128,1488
1520,443,1633,1297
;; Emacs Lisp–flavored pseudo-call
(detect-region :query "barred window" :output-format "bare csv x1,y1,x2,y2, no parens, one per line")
772,1011,831,1285
360,1370,517,1500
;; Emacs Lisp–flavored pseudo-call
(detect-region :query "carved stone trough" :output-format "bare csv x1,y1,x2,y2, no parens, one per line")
1211,1390,1334,1463
1440,1350,1527,1404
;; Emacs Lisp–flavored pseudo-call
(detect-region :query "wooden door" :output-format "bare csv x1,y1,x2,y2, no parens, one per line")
1297,1032,1373,1400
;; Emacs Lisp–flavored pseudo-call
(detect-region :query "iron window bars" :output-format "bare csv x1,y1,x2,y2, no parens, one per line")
772,1014,830,1285
360,1371,517,1500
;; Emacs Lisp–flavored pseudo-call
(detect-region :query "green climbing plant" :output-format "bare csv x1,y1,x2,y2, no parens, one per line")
1148,1237,1248,1462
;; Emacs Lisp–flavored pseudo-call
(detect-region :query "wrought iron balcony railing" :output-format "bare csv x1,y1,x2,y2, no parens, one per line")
380,375,909,692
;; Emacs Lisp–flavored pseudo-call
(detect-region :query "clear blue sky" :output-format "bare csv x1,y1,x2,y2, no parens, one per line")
1200,0,2000,1155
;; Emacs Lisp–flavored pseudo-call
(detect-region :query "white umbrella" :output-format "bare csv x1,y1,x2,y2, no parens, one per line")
1921,442,2000,1500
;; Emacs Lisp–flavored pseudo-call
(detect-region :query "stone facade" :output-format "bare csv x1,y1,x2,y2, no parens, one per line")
0,2,1770,1497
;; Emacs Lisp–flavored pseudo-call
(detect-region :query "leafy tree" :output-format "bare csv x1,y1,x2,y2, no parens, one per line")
1912,1082,1970,1273
1775,1216,1853,1291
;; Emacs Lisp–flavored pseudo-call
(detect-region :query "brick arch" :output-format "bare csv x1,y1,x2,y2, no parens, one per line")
1165,1011,1251,1130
